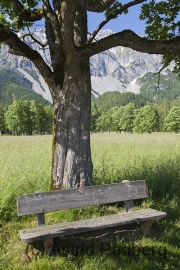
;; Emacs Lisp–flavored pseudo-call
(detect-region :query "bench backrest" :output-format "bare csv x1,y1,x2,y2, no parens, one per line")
17,180,148,216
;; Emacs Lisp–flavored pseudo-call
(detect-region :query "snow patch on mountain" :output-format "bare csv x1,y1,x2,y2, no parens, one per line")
91,74,126,95
17,68,52,102
126,79,141,94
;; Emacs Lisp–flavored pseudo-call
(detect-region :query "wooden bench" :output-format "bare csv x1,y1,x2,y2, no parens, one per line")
17,180,167,254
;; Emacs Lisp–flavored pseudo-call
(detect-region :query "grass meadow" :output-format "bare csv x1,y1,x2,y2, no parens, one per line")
0,133,180,269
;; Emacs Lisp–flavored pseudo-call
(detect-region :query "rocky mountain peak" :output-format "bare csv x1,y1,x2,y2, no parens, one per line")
0,29,174,102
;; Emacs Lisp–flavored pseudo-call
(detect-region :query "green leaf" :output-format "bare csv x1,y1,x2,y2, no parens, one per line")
105,1,127,19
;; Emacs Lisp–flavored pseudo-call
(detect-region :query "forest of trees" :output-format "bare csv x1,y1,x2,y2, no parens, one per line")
91,98,180,134
0,100,52,135
92,91,151,111
1,96,180,135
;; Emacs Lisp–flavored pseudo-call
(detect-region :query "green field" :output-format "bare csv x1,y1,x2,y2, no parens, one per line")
0,133,180,269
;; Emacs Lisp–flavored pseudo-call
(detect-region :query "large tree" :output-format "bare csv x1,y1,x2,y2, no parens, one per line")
1,0,180,189
133,105,159,133
165,106,180,133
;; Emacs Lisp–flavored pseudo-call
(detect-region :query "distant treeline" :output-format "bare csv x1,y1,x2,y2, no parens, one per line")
0,100,52,135
2,93,180,135
91,98,180,133
92,91,152,111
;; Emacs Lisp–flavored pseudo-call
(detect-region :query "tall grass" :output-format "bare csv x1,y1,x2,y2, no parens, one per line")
92,133,180,202
1,133,180,269
0,135,52,221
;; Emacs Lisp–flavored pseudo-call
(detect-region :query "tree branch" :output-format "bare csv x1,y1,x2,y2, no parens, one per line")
86,0,116,12
0,24,54,90
153,63,172,87
78,30,180,58
20,32,48,48
43,0,64,74
87,0,146,43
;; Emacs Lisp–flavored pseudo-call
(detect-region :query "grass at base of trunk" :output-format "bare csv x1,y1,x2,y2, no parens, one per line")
0,133,180,269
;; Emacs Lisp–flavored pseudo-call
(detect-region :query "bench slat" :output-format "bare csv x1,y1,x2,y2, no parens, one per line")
17,181,148,216
19,208,166,242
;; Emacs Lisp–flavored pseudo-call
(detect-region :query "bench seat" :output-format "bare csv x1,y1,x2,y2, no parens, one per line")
19,208,166,242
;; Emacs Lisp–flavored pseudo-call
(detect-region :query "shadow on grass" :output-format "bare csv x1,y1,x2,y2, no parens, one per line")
24,221,180,269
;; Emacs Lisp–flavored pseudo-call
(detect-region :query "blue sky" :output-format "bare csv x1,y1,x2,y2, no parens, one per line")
35,1,179,37
88,5,146,36
36,1,146,36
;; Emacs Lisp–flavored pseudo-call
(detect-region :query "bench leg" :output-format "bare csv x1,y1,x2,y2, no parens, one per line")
43,238,53,255
139,220,152,234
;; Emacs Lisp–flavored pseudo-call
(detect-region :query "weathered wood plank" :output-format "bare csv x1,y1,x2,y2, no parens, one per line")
122,180,134,212
35,191,46,226
17,181,148,216
37,213,45,226
19,208,166,242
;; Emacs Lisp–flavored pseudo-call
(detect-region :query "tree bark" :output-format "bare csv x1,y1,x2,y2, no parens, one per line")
51,57,93,189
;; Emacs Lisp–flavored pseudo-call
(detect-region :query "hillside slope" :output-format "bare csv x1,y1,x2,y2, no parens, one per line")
0,69,50,106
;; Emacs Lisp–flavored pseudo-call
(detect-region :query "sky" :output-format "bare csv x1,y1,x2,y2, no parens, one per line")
35,1,147,36
87,5,147,36
34,1,179,37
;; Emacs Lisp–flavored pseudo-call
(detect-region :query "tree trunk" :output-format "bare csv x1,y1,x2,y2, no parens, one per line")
51,56,93,189
49,6,93,189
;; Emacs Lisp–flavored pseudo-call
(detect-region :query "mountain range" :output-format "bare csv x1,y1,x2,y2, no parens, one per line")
0,29,180,105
